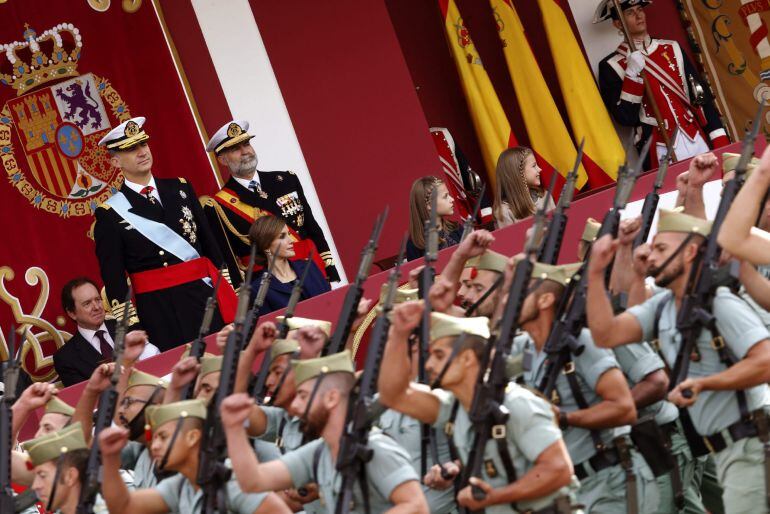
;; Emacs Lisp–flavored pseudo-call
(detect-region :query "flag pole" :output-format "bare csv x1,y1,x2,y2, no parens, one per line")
611,0,677,162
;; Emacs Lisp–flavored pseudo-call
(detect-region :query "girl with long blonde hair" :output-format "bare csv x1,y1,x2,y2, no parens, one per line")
493,147,554,228
406,176,461,261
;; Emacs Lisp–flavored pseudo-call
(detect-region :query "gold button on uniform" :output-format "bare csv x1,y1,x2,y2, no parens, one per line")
159,250,165,256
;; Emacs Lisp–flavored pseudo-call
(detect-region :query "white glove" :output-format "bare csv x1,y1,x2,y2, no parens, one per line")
626,50,645,78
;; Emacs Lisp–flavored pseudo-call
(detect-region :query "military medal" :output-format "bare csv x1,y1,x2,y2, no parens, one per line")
180,190,187,199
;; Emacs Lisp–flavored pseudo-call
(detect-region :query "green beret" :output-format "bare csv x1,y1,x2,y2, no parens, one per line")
45,396,75,418
379,284,419,305
292,350,354,386
127,369,167,391
271,338,299,361
531,262,582,287
276,316,332,337
469,250,507,273
430,312,490,342
23,422,87,467
146,399,207,431
657,208,712,236
722,152,759,177
199,356,223,378
581,218,601,243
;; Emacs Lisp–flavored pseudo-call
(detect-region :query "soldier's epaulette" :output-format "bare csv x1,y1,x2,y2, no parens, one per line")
199,195,216,208
179,177,188,184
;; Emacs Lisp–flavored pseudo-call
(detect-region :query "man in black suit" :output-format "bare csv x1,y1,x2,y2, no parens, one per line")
93,117,239,352
53,277,160,386
201,120,340,286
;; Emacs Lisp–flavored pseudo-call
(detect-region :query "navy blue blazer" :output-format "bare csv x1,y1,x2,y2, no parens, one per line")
251,259,331,317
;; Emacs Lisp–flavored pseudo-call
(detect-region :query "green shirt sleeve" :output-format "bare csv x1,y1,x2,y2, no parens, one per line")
225,477,268,514
713,287,770,359
258,406,286,441
506,386,562,463
576,330,619,390
366,432,420,500
279,438,324,489
613,342,664,384
431,389,456,430
155,474,183,512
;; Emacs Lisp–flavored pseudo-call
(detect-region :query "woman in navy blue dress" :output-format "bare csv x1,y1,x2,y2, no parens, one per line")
248,216,330,316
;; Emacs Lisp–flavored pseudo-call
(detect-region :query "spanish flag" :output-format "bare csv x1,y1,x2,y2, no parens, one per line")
439,0,517,189
492,0,587,190
537,0,624,187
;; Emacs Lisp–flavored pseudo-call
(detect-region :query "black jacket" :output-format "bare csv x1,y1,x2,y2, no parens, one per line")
54,319,116,387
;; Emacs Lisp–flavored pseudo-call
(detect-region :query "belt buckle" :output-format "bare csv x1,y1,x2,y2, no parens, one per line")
702,436,716,454
444,421,455,437
711,336,725,350
492,424,506,439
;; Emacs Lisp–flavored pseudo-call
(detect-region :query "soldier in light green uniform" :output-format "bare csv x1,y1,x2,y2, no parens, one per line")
220,351,428,513
117,369,168,490
587,208,770,514
513,262,658,513
23,422,92,514
98,399,289,514
379,307,578,514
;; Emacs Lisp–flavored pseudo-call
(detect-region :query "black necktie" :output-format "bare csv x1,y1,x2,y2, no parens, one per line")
95,330,113,361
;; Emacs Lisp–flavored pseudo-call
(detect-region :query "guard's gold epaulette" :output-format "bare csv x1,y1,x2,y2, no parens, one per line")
179,177,188,184
199,195,216,208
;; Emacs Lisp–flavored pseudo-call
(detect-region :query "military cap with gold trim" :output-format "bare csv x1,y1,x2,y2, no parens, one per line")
581,218,601,243
146,399,207,431
271,338,300,361
23,422,87,467
200,356,223,378
722,152,760,177
276,316,332,337
531,262,583,287
206,120,255,155
292,350,354,386
379,284,419,305
593,0,651,23
657,207,712,236
127,369,168,391
45,396,75,418
430,312,490,342
98,116,150,151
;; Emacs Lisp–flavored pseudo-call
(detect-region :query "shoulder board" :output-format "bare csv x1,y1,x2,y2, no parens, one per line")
287,170,296,175
199,195,216,207
179,177,187,184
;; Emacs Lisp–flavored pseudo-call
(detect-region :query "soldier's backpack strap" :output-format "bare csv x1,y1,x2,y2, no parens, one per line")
561,360,604,453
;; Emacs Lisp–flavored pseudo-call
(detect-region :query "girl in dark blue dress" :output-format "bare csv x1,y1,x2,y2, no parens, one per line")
248,216,330,316
406,176,462,261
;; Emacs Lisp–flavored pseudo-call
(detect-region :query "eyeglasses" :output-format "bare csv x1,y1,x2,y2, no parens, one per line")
120,396,150,408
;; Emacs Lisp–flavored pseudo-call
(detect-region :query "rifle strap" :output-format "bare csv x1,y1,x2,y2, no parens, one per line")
300,372,327,431
49,456,65,513
493,429,519,511
464,274,503,317
276,416,289,454
444,401,461,464
562,358,605,452
158,417,186,471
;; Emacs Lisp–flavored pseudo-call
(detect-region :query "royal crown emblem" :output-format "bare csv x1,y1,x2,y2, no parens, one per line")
124,120,139,137
0,22,130,218
227,122,243,138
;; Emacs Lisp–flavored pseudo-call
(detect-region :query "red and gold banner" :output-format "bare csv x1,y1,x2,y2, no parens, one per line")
679,0,770,138
0,0,218,380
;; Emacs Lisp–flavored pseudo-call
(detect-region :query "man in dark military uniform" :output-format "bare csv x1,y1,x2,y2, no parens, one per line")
201,120,340,286
93,117,237,352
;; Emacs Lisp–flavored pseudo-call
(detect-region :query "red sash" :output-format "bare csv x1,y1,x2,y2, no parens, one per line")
130,257,237,323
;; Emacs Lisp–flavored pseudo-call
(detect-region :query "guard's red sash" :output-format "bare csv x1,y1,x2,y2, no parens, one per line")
130,257,237,323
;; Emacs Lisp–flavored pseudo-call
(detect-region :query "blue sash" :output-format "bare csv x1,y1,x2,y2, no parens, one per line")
106,192,200,262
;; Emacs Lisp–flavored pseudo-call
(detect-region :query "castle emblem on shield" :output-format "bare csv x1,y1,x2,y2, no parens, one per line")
0,23,131,217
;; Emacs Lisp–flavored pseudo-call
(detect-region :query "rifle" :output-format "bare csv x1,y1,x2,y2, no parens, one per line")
180,270,225,401
460,183,486,242
538,141,583,264
324,209,388,355
334,235,408,514
672,102,764,396
633,128,679,249
537,138,651,398
198,245,258,514
0,327,21,514
77,289,131,514
462,207,548,507
243,248,278,342
611,0,677,161
253,251,315,404
417,188,440,477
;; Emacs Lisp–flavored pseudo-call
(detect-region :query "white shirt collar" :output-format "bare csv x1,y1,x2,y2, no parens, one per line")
123,176,161,203
77,322,113,354
232,173,260,191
